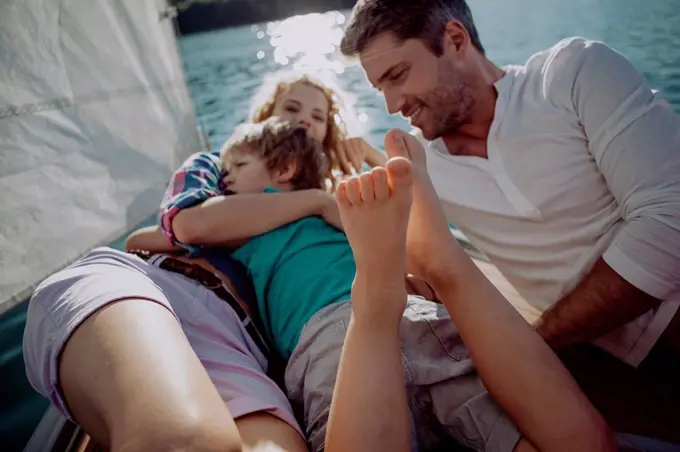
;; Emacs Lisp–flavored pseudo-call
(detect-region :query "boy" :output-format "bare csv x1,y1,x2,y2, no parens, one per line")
220,117,522,452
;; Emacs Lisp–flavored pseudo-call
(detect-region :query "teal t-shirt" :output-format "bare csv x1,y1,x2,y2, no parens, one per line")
231,191,355,358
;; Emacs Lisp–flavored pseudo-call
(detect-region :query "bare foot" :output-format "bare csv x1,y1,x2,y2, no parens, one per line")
383,130,467,282
336,158,414,326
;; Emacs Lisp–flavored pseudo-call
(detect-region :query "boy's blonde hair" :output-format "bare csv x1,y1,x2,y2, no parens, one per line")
221,117,328,191
249,70,353,190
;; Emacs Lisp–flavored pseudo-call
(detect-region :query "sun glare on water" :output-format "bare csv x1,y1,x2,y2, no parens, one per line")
254,11,347,74
249,11,373,137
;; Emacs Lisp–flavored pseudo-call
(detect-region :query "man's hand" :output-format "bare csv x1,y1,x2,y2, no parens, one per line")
534,257,662,350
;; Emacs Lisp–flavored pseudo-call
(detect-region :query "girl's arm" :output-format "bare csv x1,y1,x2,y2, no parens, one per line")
172,189,336,245
364,143,388,167
336,138,388,174
160,151,338,247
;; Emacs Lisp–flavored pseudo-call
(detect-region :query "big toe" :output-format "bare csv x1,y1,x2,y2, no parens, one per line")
385,129,411,159
386,157,414,192
401,133,427,167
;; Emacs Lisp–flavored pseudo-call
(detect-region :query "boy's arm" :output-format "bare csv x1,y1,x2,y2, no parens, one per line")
160,152,338,246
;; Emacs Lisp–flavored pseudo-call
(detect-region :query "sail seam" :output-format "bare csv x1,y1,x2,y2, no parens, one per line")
0,79,186,120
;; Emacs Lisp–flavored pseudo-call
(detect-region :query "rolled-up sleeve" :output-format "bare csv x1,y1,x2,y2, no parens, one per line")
561,38,680,300
159,151,223,245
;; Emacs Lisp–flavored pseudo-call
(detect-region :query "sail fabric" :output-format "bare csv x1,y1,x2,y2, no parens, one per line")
0,0,201,313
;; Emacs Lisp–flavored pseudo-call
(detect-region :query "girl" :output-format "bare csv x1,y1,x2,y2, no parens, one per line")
127,69,386,252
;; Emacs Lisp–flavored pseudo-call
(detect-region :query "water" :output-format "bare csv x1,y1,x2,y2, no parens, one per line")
3,1,680,450
179,0,680,153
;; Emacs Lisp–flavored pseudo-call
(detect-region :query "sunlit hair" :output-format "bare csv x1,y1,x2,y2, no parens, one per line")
220,117,328,191
341,0,485,57
249,69,353,191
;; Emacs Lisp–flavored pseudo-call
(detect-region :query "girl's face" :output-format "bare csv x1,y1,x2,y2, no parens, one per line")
271,82,329,143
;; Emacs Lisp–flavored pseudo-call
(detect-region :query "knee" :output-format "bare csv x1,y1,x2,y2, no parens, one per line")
116,417,244,452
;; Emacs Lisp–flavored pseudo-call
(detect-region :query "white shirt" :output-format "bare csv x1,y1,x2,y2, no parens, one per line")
416,37,680,366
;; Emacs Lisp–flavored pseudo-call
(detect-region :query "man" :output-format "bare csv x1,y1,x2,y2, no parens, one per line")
340,0,680,442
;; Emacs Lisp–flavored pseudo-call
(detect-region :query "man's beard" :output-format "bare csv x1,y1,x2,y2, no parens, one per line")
414,62,476,141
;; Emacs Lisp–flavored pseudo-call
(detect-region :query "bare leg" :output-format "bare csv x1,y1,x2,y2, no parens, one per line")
384,130,615,452
236,412,308,452
27,248,307,452
60,298,306,452
326,159,414,452
59,299,242,452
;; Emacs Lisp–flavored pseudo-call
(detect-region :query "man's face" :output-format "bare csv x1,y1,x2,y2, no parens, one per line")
359,32,476,140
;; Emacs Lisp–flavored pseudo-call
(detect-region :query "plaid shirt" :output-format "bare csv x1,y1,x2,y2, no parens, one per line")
160,151,225,250
160,151,262,302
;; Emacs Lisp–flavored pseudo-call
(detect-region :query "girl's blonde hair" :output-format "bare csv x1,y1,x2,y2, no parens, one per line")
249,70,353,191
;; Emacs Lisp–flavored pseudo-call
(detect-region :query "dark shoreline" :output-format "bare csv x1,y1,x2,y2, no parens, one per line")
176,0,357,35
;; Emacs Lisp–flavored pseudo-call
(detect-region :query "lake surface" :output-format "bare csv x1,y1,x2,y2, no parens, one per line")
179,0,680,153
3,1,680,450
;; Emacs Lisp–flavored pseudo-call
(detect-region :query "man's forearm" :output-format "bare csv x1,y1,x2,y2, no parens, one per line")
535,257,662,349
172,190,327,245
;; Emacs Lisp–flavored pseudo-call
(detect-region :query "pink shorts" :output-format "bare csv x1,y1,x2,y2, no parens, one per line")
22,247,301,435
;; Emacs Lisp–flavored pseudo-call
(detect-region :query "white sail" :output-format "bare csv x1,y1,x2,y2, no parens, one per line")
0,0,201,314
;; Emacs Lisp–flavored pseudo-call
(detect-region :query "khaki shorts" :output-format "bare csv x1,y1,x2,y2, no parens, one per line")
284,296,521,452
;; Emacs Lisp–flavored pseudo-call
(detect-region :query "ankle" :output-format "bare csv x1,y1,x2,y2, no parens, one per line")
348,313,402,338
351,273,407,327
354,264,406,295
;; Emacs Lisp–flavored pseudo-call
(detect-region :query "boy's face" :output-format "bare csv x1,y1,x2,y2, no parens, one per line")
222,152,278,194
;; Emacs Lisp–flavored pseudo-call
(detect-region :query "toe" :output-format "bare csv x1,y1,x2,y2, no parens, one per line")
336,181,351,209
371,168,389,201
386,157,414,192
359,173,375,203
402,133,427,167
346,176,362,206
385,129,411,159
